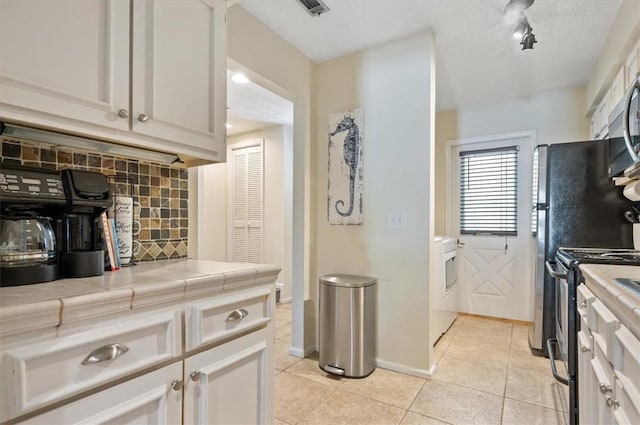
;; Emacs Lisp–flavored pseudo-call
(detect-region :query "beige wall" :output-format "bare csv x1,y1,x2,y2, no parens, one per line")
434,86,589,237
313,31,436,375
434,110,457,235
225,4,315,355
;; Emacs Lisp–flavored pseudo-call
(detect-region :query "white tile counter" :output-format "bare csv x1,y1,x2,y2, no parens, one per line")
0,259,280,338
580,264,640,338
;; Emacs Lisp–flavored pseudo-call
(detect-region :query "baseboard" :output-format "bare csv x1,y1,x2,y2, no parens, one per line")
288,344,316,358
375,358,435,379
458,312,532,327
278,296,292,303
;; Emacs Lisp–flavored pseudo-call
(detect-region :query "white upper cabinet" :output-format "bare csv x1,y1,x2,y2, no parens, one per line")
0,0,227,164
0,0,130,131
131,0,227,159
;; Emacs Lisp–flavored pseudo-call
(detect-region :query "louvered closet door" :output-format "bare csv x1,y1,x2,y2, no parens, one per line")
231,145,263,263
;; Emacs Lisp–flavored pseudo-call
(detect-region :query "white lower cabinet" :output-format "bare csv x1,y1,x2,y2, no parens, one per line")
579,281,640,425
22,362,183,425
184,326,274,425
1,284,275,424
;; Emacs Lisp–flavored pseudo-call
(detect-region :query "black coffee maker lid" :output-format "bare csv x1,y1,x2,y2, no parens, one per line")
61,169,112,211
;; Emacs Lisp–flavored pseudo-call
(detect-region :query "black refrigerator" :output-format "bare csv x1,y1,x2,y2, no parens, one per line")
528,139,633,356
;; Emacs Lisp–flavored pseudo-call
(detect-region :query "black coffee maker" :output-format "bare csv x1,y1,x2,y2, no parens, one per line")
0,164,67,286
60,169,112,278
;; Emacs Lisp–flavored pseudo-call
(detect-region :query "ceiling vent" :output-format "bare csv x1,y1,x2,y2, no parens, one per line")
296,0,329,17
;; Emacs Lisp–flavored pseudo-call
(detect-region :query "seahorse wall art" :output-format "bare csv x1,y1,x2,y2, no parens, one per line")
327,108,364,225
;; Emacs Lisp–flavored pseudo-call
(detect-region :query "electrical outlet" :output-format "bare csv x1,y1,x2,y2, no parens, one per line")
388,210,406,229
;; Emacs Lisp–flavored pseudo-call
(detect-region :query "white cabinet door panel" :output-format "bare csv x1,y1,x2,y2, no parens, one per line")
183,326,274,425
131,0,227,158
0,0,129,130
22,362,183,425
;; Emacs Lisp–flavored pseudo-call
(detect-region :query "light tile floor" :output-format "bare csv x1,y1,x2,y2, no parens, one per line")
273,303,568,425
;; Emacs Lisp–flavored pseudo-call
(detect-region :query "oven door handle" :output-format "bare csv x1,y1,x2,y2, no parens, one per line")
545,260,567,280
546,338,569,385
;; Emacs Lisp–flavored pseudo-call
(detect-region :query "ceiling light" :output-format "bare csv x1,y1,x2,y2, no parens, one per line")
0,122,180,164
296,0,329,17
231,73,249,84
520,29,537,50
225,123,232,129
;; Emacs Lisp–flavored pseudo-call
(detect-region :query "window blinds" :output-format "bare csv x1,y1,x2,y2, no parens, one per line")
459,146,518,236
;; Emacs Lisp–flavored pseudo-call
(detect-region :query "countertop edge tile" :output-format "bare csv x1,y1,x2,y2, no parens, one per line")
0,299,62,338
580,264,640,338
184,274,225,299
61,288,133,325
255,265,282,285
131,280,186,309
223,268,258,291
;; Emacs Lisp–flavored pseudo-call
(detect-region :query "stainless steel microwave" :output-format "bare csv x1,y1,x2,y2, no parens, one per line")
608,87,640,177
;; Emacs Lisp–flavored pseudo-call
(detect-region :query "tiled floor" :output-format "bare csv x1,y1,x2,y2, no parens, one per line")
273,303,568,425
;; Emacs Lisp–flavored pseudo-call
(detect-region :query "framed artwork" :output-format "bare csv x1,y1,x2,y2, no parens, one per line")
328,108,364,225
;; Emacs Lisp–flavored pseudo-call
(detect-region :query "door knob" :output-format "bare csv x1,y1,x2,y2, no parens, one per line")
118,109,129,119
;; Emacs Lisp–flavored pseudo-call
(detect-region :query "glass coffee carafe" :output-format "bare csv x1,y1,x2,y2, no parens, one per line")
0,217,57,267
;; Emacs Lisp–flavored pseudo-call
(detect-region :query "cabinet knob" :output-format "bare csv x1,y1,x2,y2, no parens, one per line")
138,113,149,123
599,383,612,394
190,370,202,382
118,109,129,119
605,396,619,409
580,345,590,353
170,379,183,391
579,301,587,308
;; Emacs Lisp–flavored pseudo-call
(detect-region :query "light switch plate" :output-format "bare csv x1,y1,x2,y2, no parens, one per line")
388,210,406,229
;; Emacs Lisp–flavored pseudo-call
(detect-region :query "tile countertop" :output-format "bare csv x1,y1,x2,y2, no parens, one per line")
0,259,281,338
580,264,640,339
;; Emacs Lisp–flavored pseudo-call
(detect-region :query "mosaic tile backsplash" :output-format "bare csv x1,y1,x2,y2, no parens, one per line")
0,138,188,262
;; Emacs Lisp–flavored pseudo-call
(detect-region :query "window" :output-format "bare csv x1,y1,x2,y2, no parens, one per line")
459,146,518,236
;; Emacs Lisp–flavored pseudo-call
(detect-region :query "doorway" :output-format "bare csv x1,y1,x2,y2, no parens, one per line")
446,132,534,321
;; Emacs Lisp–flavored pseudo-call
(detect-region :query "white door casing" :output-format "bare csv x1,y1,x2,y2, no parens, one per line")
228,140,264,263
446,132,534,321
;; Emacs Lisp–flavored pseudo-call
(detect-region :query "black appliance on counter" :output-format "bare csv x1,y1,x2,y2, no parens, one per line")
0,164,67,286
60,169,112,278
547,247,640,425
529,140,634,358
0,164,112,286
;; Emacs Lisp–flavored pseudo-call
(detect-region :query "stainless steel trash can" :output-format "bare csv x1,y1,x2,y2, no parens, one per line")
319,274,376,378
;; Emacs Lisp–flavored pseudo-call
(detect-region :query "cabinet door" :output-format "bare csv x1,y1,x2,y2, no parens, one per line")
578,330,594,425
21,362,182,425
183,326,274,425
131,0,227,160
0,0,130,130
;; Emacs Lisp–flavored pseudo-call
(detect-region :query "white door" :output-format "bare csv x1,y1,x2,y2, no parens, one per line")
183,327,274,425
448,134,533,321
230,143,264,263
131,0,227,159
0,0,130,130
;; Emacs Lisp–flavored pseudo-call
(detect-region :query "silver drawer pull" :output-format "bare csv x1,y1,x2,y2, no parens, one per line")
82,343,129,365
226,308,248,322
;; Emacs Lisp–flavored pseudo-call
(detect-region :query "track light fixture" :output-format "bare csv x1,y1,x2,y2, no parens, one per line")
505,0,538,50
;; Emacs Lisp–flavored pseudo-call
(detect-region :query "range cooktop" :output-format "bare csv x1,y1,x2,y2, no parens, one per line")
557,247,640,267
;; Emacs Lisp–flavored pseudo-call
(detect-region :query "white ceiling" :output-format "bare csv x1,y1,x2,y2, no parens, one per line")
237,0,622,112
226,70,293,136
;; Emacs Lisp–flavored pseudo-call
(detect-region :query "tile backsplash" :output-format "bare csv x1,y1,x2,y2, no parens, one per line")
0,138,188,262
